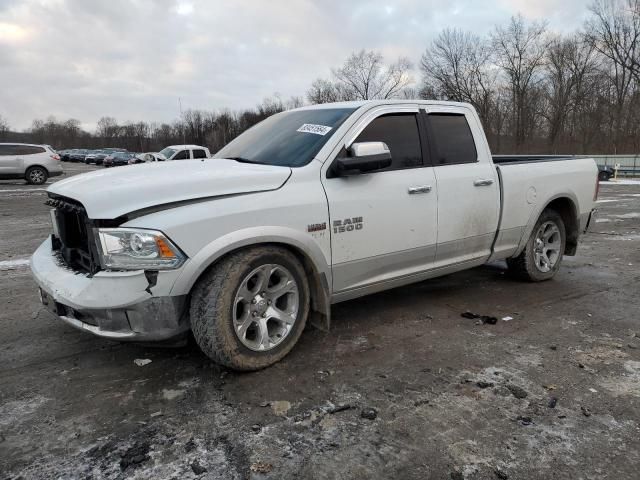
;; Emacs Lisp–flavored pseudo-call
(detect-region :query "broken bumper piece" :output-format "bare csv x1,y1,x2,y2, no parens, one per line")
30,237,189,341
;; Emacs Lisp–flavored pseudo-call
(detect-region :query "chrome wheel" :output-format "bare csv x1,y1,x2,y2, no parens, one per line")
533,221,561,273
28,168,46,184
233,264,299,351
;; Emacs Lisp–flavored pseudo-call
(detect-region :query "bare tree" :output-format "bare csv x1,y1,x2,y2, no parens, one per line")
420,28,497,128
492,15,548,151
0,115,10,140
332,50,413,100
96,116,120,143
542,35,599,150
586,0,640,151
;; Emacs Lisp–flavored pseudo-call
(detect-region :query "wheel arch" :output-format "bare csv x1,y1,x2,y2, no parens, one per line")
171,228,332,330
25,164,50,174
514,194,580,257
545,196,580,255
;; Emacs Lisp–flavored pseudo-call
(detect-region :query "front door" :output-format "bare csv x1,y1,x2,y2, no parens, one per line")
322,106,438,295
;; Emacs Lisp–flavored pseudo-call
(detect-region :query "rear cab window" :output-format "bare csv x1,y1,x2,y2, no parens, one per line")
193,149,207,159
427,113,477,165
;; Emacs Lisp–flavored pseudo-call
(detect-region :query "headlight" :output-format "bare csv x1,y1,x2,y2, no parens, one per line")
95,228,186,270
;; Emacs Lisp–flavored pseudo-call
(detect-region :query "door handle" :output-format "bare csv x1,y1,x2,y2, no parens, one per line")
473,179,494,187
408,185,432,194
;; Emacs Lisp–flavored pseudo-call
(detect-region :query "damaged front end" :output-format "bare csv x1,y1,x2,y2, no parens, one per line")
32,194,190,341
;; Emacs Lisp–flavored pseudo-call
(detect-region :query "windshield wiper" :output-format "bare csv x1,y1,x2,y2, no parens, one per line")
227,156,265,165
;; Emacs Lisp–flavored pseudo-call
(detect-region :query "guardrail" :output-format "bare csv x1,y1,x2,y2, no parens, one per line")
591,155,640,177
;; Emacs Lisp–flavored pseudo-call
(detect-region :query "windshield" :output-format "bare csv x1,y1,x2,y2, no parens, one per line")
214,108,355,167
159,147,177,159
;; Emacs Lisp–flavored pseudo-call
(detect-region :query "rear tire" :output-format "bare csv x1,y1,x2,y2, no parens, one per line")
25,166,48,185
598,171,610,181
190,246,310,371
507,209,566,282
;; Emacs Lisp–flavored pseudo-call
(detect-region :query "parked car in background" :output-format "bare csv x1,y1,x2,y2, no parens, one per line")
128,152,164,164
598,165,614,181
59,149,75,162
69,149,90,162
158,144,211,161
85,150,109,165
0,143,63,184
103,151,135,167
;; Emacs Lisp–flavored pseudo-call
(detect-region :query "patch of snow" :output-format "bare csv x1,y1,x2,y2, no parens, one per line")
602,179,640,185
611,213,640,219
0,257,30,270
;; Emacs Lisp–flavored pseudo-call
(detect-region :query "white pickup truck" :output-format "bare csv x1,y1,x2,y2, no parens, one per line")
31,100,598,370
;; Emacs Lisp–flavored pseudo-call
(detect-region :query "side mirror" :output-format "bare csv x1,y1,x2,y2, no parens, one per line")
334,142,392,176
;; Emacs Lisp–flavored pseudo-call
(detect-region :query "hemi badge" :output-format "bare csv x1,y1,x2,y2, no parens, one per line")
307,222,327,233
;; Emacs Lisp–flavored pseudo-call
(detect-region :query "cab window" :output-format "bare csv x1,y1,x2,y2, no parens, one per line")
173,150,189,160
350,113,423,171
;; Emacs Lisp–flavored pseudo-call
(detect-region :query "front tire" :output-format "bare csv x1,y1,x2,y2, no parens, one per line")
190,246,310,371
25,166,48,185
507,209,566,282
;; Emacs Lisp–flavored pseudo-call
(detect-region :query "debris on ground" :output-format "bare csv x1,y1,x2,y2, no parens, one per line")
506,384,528,399
191,460,207,475
581,406,592,417
494,467,509,479
461,311,498,324
502,316,514,322
517,415,533,426
589,388,598,393
251,424,262,433
327,403,352,414
133,358,152,367
271,400,291,416
361,407,378,420
119,442,150,471
477,381,494,389
250,462,273,473
548,397,558,408
549,345,558,350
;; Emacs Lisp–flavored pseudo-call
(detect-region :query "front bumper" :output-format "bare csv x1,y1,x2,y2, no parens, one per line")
31,237,189,341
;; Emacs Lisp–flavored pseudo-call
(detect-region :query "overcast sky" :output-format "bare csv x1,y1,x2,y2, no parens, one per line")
0,0,592,130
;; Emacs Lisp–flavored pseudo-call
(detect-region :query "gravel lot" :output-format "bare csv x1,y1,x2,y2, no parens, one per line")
1,164,639,479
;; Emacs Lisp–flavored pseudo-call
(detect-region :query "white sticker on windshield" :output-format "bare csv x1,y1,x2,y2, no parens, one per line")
297,124,333,136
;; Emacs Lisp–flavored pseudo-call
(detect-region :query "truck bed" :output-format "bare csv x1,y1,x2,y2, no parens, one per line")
492,155,580,165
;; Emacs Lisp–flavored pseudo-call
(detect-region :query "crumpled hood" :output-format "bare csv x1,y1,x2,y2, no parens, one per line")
48,159,292,219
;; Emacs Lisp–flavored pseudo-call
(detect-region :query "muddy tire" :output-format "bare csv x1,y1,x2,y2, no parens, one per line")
190,246,310,371
507,209,566,282
25,166,48,185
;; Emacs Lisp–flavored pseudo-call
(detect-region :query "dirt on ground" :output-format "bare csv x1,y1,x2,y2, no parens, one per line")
1,164,639,479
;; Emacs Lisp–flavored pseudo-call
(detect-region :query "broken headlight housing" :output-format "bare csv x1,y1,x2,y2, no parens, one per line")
95,228,186,270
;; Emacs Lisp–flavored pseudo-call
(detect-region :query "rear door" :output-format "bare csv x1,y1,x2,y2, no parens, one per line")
321,105,438,295
423,106,500,266
0,144,22,174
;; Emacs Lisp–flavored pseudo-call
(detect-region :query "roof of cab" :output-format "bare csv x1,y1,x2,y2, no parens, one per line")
291,99,474,111
165,144,209,150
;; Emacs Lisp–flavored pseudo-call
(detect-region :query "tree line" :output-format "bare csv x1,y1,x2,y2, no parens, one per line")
1,0,638,155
